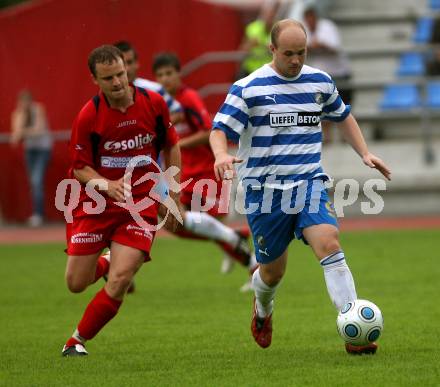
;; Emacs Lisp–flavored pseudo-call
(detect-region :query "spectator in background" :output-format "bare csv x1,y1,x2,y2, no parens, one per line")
303,5,352,143
237,0,280,79
10,90,52,227
427,17,440,75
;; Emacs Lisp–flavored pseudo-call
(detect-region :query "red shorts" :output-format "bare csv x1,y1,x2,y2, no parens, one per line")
66,211,156,260
180,173,226,217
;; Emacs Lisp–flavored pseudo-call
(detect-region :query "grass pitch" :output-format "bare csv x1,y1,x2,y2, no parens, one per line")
1,229,439,386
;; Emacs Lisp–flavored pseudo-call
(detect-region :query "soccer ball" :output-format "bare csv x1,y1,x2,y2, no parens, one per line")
336,299,383,346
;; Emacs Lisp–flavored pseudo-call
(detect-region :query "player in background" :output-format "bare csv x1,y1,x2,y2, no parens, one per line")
114,41,184,124
107,42,256,291
62,45,182,356
210,20,391,354
153,52,258,291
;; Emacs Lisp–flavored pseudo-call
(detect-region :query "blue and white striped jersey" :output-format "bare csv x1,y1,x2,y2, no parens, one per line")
213,64,350,188
133,77,182,114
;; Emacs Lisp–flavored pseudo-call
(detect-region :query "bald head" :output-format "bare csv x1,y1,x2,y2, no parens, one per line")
269,19,307,78
271,19,307,48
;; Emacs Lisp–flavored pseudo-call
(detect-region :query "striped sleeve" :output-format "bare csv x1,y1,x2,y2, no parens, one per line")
157,87,183,114
321,81,351,122
212,84,249,143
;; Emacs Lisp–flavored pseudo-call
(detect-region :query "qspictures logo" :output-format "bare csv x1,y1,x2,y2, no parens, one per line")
55,158,388,231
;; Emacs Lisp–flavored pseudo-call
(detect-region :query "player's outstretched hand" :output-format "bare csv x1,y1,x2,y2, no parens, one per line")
107,178,132,202
362,153,391,180
213,152,243,181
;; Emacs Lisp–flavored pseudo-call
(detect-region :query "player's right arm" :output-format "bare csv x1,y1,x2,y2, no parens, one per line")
178,89,212,149
70,104,130,202
209,130,242,181
210,83,248,180
73,166,130,203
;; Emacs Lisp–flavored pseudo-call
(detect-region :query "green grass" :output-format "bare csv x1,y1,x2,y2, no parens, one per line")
1,229,439,386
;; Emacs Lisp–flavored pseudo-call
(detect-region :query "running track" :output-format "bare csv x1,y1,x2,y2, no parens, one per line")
0,216,439,245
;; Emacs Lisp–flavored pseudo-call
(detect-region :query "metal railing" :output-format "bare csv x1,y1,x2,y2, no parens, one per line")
180,50,246,77
1,46,438,166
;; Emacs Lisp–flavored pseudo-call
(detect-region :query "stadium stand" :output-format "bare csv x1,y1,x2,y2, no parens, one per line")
414,16,434,43
397,52,425,76
380,84,421,110
321,0,440,215
427,81,440,107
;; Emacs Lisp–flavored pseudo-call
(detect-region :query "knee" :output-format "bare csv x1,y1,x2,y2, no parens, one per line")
65,275,89,293
106,272,133,296
320,236,341,257
260,267,284,287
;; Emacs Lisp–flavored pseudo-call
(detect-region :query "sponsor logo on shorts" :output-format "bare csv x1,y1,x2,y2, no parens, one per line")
104,133,154,152
101,156,151,168
126,224,153,240
269,112,321,127
258,248,270,257
71,233,103,244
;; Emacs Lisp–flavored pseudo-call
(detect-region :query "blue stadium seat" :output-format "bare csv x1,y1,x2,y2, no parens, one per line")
380,84,421,110
430,0,440,10
397,52,425,76
413,17,434,43
426,81,440,108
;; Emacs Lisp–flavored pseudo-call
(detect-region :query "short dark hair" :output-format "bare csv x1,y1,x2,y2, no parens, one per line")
270,19,307,48
113,40,138,60
152,52,181,73
88,45,124,77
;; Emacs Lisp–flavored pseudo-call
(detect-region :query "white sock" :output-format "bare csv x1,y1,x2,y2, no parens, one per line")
72,328,86,344
252,268,278,318
248,253,258,271
320,251,357,311
184,211,239,245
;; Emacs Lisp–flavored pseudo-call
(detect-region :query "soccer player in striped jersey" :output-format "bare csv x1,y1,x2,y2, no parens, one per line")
210,19,391,354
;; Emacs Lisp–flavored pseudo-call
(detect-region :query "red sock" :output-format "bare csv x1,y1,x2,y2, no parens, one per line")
74,288,122,341
93,256,110,283
65,337,82,347
216,241,250,267
175,229,209,241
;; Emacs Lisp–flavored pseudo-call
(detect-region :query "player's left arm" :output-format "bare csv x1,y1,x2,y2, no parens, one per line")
337,113,391,180
179,90,212,148
178,90,212,149
179,130,210,149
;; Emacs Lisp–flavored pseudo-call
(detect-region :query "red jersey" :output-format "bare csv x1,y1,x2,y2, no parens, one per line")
69,86,179,218
173,86,215,182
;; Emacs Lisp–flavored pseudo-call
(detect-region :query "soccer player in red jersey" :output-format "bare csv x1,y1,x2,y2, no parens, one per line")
153,52,257,290
61,45,182,356
98,42,255,291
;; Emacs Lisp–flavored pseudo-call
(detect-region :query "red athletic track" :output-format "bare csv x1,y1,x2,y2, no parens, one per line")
0,216,439,245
